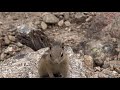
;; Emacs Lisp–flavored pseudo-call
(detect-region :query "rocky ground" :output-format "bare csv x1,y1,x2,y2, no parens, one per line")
0,12,120,78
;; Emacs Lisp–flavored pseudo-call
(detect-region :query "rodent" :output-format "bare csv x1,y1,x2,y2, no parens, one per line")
38,42,68,78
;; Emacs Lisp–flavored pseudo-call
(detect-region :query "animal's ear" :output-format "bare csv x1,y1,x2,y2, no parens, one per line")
61,43,64,49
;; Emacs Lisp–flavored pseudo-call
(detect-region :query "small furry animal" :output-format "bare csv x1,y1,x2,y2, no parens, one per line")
38,42,68,78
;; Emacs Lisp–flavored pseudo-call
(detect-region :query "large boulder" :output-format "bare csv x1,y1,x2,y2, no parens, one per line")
0,46,86,78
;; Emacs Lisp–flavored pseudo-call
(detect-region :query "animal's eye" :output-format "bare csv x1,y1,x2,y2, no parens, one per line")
61,53,63,57
50,54,52,57
49,46,51,50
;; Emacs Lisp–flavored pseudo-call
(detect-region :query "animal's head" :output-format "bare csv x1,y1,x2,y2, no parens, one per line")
48,43,65,64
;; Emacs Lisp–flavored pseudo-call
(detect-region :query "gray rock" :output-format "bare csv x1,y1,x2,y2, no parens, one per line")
86,16,93,22
16,42,23,48
41,21,47,30
43,13,59,24
64,12,69,20
58,20,64,27
75,12,84,19
65,47,86,78
94,66,101,71
16,25,51,51
74,12,86,23
17,25,31,34
64,21,71,26
4,36,10,45
8,35,16,42
0,53,6,61
4,46,13,54
83,55,93,69
34,20,41,26
112,71,118,76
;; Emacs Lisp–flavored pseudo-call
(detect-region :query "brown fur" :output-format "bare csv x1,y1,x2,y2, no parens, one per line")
38,43,68,78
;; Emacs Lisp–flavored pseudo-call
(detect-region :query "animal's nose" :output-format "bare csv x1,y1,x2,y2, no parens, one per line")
54,59,59,64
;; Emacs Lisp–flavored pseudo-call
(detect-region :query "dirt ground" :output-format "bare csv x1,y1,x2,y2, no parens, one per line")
0,12,120,78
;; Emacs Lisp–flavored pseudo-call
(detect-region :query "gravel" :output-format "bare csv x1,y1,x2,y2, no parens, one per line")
0,12,120,78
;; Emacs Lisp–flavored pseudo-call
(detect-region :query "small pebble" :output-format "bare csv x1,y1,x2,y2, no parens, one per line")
64,12,69,20
0,53,6,61
75,13,83,19
4,36,10,45
8,35,16,42
84,55,93,69
41,21,47,30
4,46,13,54
16,42,23,48
64,21,71,26
58,20,64,26
86,16,93,22
112,71,118,76
94,66,101,71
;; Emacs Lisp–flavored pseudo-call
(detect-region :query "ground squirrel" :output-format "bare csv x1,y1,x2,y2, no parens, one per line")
38,42,68,78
